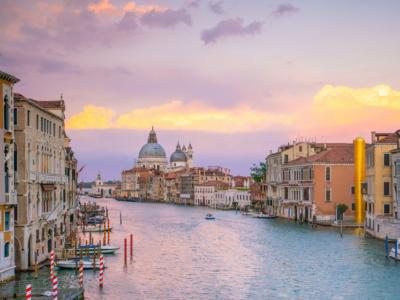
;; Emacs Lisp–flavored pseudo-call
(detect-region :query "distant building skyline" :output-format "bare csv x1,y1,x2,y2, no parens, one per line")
1,0,399,180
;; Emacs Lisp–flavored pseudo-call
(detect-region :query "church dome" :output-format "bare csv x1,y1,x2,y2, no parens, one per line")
170,142,187,163
139,143,166,158
138,127,166,159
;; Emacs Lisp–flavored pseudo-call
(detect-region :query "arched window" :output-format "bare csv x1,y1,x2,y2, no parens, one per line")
4,242,10,257
325,166,331,181
4,95,9,130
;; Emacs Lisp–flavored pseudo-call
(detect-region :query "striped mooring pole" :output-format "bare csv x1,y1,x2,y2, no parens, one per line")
99,255,104,288
130,234,133,260
26,284,32,300
79,260,84,288
50,250,55,281
52,275,58,300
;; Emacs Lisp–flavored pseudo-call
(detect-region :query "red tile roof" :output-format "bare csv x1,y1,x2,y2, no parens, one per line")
286,144,354,165
197,180,229,188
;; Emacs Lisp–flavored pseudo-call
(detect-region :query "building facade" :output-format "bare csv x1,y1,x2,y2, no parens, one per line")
13,93,71,270
365,131,400,239
280,144,355,223
91,173,118,198
0,70,19,282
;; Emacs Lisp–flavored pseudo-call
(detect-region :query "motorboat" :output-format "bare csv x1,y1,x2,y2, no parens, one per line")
83,225,112,233
56,258,106,270
389,238,400,260
78,244,120,254
205,213,215,220
254,212,277,219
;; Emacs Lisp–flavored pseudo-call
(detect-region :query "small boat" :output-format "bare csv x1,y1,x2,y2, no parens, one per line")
83,225,112,233
205,213,215,220
57,258,106,270
254,213,277,219
78,244,120,254
389,238,400,260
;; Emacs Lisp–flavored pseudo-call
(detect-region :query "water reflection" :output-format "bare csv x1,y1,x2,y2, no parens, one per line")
77,198,400,299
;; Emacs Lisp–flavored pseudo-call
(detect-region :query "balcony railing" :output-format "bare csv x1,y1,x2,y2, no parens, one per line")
5,192,17,205
32,172,68,184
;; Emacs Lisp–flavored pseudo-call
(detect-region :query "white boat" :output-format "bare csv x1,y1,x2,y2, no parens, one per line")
254,213,277,219
56,258,106,270
78,245,120,254
389,238,400,260
83,225,112,233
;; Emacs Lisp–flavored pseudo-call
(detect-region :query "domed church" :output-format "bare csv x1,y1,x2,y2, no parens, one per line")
135,127,193,171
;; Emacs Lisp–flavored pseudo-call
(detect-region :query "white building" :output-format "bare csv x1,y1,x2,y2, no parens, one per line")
194,181,229,207
91,173,118,198
215,189,251,209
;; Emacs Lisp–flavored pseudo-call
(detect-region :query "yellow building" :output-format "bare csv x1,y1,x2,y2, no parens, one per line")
0,70,19,282
365,131,399,239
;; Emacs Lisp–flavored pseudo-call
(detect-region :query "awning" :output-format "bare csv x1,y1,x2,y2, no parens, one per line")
41,184,56,192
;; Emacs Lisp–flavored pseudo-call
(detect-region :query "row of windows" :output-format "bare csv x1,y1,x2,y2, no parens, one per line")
15,108,62,138
367,152,393,168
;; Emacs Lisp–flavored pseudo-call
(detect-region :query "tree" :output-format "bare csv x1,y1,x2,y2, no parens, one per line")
250,162,267,183
336,204,348,220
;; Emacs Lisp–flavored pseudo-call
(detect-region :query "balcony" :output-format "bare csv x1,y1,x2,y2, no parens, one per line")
5,192,17,205
35,173,68,184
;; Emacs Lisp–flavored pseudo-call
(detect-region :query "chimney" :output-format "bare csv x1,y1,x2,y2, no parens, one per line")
371,131,376,144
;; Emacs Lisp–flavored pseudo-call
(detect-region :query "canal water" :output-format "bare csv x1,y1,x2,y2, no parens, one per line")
7,196,400,299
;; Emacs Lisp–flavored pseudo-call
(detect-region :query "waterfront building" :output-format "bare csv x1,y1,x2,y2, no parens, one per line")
392,131,400,219
91,172,118,198
280,144,354,223
179,172,199,205
365,131,400,239
13,93,72,270
194,181,229,206
64,141,78,236
215,188,251,209
0,70,19,282
198,166,232,186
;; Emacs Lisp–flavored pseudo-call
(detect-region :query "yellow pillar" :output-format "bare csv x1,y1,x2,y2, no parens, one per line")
354,137,366,224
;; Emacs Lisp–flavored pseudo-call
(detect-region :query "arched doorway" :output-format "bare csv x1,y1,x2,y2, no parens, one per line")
294,206,298,221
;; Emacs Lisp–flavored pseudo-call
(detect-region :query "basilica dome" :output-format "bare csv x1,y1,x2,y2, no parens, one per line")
170,143,187,163
138,127,166,159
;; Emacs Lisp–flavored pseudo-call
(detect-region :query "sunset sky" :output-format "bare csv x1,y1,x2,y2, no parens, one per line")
1,0,399,180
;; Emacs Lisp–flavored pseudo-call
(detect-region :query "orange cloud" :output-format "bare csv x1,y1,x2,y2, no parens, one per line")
88,0,119,15
66,101,291,132
66,105,115,129
66,84,400,135
123,2,167,14
307,84,400,127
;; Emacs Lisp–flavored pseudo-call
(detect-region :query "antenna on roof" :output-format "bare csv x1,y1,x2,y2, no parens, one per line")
60,93,63,100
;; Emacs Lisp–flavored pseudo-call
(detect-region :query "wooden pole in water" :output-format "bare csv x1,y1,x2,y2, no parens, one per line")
79,237,81,246
124,238,127,266
52,275,58,300
103,223,106,245
130,234,133,260
107,219,110,245
89,232,92,245
120,211,122,225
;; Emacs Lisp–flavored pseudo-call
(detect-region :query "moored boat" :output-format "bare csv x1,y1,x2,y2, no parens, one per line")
83,225,112,233
254,212,277,219
78,244,120,254
389,238,400,260
57,258,106,270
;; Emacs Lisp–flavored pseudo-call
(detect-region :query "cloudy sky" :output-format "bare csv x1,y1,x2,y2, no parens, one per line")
1,0,399,180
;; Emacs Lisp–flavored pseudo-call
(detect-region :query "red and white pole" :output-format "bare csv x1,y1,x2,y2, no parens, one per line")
26,284,32,300
50,250,55,282
52,275,58,300
79,260,84,288
99,255,104,288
